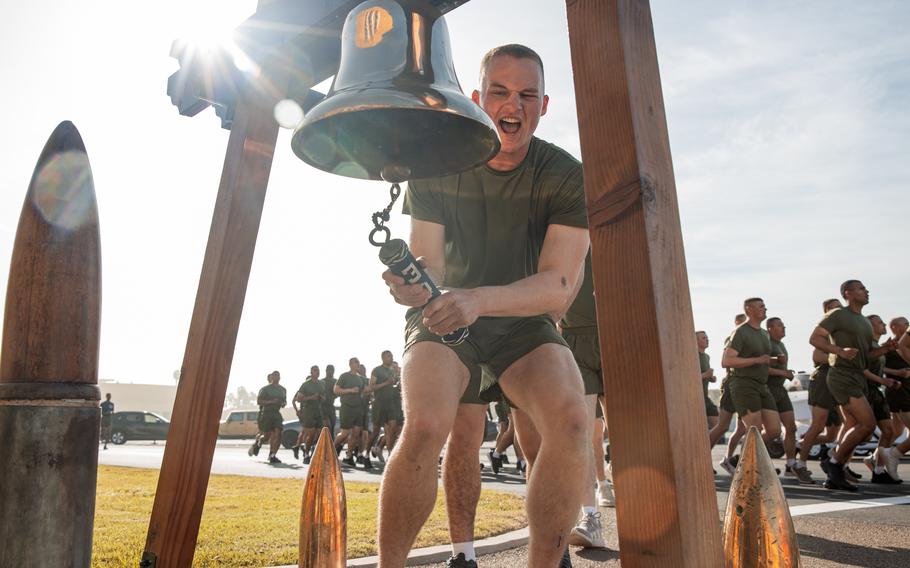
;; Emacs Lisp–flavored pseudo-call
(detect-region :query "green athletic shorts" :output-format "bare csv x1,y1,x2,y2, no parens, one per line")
826,367,868,406
258,409,283,432
405,309,568,401
459,366,486,405
719,378,735,414
562,327,604,396
768,383,794,413
867,385,891,422
729,378,776,415
704,395,719,417
372,398,397,426
299,407,323,429
886,381,910,413
339,405,364,430
808,366,837,411
393,396,405,423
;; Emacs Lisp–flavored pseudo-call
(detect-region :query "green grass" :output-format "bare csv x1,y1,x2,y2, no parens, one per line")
92,465,527,567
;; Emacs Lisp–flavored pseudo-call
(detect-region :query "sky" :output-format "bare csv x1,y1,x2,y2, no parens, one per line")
0,1,907,396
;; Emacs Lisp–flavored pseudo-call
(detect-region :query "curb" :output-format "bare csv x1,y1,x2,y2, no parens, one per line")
270,525,529,567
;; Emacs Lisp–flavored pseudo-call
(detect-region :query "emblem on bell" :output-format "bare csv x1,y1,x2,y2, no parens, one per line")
291,0,500,182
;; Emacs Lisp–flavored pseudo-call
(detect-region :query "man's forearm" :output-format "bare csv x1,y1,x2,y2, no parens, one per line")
810,334,839,355
472,271,576,318
767,368,790,377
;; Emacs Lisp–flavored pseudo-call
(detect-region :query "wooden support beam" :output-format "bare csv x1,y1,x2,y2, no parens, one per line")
565,1,723,566
141,82,287,567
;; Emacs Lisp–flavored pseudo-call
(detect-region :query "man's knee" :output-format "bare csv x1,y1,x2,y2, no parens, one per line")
400,413,452,453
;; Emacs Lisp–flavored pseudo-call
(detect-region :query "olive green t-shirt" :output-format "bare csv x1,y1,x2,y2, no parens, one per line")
867,340,885,389
297,379,324,413
402,136,587,290
819,307,874,374
336,372,365,409
371,365,397,403
884,349,909,379
320,377,337,409
728,324,771,383
768,339,789,389
699,352,711,398
561,251,597,329
258,383,286,413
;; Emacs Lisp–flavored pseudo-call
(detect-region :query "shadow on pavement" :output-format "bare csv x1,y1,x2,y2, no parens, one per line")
797,533,910,568
575,547,620,562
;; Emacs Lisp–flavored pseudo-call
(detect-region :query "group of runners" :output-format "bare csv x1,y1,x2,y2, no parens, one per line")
702,286,910,492
247,354,404,467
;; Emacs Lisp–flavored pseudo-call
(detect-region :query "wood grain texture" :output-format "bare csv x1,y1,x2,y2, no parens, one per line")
142,85,285,567
1,121,100,384
565,1,723,566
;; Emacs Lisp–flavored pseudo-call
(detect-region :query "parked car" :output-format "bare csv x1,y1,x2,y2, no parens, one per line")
110,411,170,445
218,409,260,439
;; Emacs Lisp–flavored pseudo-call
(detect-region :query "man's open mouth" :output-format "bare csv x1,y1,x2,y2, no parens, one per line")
499,116,521,134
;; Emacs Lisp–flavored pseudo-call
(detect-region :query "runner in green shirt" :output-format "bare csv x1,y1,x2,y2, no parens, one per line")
809,280,897,491
885,317,910,477
367,350,399,463
293,365,324,464
708,313,748,476
722,298,781,456
861,315,902,483
332,357,367,468
248,371,286,464
766,318,806,482
696,331,718,428
320,364,337,435
380,45,590,568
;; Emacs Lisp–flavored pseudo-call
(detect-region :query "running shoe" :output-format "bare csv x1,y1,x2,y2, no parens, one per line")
342,456,356,467
268,455,281,464
292,445,300,460
844,466,862,482
823,462,858,492
882,447,902,481
596,483,615,507
871,471,902,484
445,553,477,568
568,511,605,548
248,442,261,457
793,466,815,485
558,546,573,568
488,450,503,475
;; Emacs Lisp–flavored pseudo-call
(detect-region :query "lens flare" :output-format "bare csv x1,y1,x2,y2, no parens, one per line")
30,150,95,230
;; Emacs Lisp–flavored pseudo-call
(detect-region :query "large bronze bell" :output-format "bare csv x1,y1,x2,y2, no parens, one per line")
290,0,500,182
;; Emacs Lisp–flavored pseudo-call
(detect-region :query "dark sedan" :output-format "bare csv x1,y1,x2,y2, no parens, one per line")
110,411,170,445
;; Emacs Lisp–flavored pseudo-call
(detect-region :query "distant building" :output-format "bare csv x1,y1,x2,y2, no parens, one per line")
98,380,177,419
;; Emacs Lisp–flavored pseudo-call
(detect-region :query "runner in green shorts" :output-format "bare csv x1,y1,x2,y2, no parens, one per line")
860,316,901,483
696,331,718,428
368,351,399,463
797,298,844,484
379,45,590,567
766,318,806,482
249,371,286,464
722,298,781,455
333,358,367,469
708,313,746,475
293,365,324,464
885,317,910,478
809,280,897,491
320,364,337,436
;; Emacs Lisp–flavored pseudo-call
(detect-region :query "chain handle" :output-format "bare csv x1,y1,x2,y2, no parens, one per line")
369,183,402,247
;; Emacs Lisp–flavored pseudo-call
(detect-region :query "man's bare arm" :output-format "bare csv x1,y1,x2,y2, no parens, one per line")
898,333,910,364
809,326,857,360
722,347,771,369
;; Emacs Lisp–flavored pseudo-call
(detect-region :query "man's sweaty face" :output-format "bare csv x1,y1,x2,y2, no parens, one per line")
474,55,548,158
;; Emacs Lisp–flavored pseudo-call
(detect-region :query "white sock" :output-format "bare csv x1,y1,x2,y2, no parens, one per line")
582,506,596,515
874,465,885,474
492,451,502,458
786,458,797,467
452,541,475,561
797,460,806,469
829,457,839,465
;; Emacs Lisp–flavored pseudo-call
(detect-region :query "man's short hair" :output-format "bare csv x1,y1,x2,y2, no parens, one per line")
840,279,862,297
743,297,763,309
695,330,706,336
326,364,335,372
766,317,782,328
382,350,392,357
479,44,545,88
734,313,746,324
823,298,841,312
889,316,908,327
868,314,882,323
268,371,280,382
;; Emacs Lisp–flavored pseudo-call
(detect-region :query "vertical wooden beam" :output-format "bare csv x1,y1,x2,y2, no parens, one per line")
565,1,723,566
141,84,285,567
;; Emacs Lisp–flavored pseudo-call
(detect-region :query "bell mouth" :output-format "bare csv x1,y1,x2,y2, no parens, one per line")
291,87,501,181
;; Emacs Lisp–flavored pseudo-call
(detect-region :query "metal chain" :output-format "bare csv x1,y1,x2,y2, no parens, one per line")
369,182,402,246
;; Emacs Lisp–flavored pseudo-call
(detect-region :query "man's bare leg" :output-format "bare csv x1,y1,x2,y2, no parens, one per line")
780,410,798,464
500,344,588,567
377,344,468,567
725,419,748,459
799,406,832,463
443,402,487,562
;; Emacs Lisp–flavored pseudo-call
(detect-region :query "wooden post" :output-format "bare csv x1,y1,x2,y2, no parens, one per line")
141,84,286,567
565,1,723,566
0,121,102,567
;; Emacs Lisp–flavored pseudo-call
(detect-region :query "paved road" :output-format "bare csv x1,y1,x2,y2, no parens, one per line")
101,439,910,566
